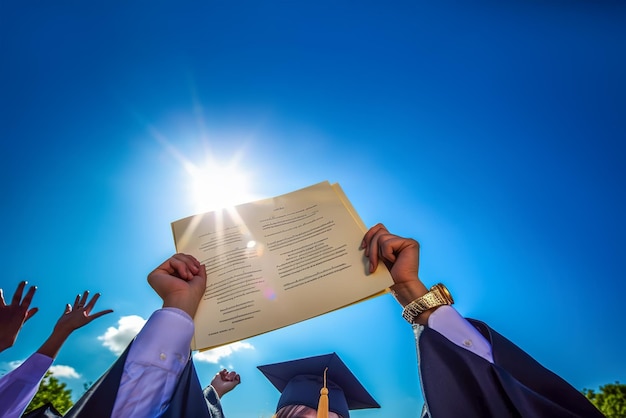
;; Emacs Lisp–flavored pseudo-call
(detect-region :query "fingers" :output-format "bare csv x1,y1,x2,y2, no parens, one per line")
218,369,241,382
231,372,241,383
362,223,420,273
198,264,207,280
153,254,202,281
11,281,27,305
64,291,112,317
360,223,388,255
78,293,112,320
87,309,114,321
218,369,231,380
171,254,201,280
73,294,81,309
2,281,37,307
78,291,89,308
21,285,37,308
83,292,100,312
361,223,390,273
189,265,208,290
25,307,38,322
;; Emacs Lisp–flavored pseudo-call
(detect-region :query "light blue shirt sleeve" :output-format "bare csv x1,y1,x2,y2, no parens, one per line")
111,307,195,418
0,352,53,418
422,305,494,362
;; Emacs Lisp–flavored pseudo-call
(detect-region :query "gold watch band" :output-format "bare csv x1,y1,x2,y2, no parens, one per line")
401,283,454,323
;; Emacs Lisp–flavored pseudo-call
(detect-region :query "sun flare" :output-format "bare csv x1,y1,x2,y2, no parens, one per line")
185,157,255,213
148,125,259,214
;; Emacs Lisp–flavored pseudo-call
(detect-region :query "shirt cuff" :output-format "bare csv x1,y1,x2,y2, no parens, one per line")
208,384,221,401
427,306,494,363
127,307,195,370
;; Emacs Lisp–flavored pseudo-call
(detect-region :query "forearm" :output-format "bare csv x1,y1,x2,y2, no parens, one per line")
36,327,72,359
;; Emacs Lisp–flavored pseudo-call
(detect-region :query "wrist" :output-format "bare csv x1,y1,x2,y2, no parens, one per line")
389,280,429,307
211,384,225,399
36,331,70,358
400,283,454,326
162,296,200,318
412,307,438,326
51,325,73,339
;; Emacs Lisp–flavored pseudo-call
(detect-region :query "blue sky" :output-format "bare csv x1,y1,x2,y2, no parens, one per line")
1,1,624,416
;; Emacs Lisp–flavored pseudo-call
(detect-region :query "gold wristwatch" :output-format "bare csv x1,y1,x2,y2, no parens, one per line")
401,283,454,323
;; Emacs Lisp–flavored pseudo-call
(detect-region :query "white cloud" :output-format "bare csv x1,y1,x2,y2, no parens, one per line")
98,315,147,355
193,341,254,363
49,365,80,379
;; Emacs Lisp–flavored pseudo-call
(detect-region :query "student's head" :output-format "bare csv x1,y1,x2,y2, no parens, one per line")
258,352,379,418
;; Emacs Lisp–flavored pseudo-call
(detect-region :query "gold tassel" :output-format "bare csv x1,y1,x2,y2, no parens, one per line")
317,367,329,418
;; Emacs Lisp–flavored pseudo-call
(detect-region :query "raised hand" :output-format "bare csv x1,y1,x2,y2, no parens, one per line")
362,223,433,323
361,223,422,286
148,253,207,317
37,291,113,359
53,291,114,336
210,368,241,398
0,281,38,352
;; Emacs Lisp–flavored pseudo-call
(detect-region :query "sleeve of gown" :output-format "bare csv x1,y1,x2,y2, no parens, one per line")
203,385,225,418
425,305,493,362
0,353,53,418
110,307,194,418
414,310,604,418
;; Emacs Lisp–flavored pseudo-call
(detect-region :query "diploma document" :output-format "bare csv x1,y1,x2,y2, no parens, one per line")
171,181,393,350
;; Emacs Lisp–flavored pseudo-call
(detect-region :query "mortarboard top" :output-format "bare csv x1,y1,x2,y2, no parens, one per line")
258,352,380,418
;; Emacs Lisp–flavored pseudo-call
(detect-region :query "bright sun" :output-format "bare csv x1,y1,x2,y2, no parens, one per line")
148,125,258,214
184,157,256,213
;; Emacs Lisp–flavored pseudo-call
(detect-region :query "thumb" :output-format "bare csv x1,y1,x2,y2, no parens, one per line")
191,270,207,291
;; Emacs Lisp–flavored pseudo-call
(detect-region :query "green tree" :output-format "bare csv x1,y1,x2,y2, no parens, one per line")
24,371,74,415
583,381,626,418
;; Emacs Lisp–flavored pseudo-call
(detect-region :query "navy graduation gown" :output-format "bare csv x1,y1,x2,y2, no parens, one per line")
64,342,224,418
418,319,603,418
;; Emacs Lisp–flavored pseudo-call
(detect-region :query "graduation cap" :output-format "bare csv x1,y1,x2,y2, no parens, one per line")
258,352,380,418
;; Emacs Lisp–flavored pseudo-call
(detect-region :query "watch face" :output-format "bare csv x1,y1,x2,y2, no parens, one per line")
443,287,454,304
434,284,454,304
